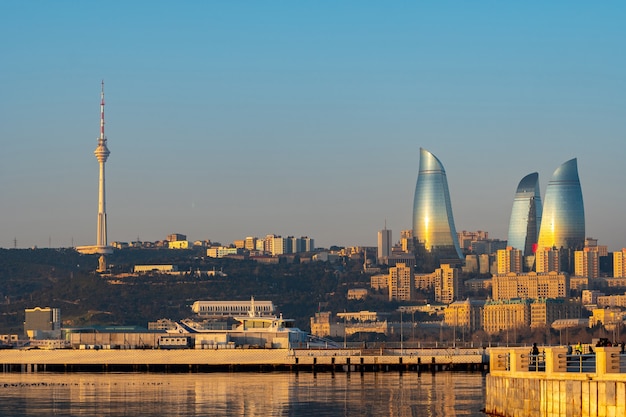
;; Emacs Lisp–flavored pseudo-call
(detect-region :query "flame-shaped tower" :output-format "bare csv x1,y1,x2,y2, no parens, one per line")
411,148,463,260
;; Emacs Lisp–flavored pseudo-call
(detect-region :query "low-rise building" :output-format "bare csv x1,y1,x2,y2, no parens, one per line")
482,299,531,334
530,298,582,328
370,274,388,290
347,288,368,300
597,293,626,308
444,299,484,332
168,240,191,249
24,307,61,339
134,264,179,274
589,308,625,330
582,289,605,305
191,299,275,318
207,246,243,258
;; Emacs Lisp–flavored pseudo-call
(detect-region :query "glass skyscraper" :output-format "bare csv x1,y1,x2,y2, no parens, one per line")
537,158,585,250
507,172,543,257
412,148,463,259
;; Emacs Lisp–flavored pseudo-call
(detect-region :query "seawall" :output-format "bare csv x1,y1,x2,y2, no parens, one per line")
0,347,487,373
485,346,626,417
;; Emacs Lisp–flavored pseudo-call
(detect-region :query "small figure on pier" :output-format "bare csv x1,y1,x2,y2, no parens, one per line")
531,343,539,356
575,341,583,354
529,343,540,369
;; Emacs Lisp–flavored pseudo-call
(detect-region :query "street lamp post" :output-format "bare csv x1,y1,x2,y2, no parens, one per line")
400,310,403,354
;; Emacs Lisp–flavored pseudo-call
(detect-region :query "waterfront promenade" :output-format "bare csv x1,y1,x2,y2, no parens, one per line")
486,346,626,417
0,347,487,373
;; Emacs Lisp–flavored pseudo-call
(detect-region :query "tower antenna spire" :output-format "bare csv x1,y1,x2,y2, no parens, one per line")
99,80,106,146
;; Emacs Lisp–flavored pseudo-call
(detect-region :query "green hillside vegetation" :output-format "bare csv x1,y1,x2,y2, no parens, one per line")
0,248,373,335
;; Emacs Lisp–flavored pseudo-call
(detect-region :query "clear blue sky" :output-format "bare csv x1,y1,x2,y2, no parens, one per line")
1,2,625,250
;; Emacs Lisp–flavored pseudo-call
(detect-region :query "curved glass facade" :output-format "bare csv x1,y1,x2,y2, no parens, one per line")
412,148,463,259
537,158,585,250
507,172,542,257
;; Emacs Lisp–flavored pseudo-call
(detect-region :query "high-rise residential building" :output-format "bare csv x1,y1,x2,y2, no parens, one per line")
388,263,414,301
400,229,414,253
507,172,542,257
574,247,599,279
377,227,392,264
614,249,626,278
585,238,608,257
412,148,463,259
535,247,560,273
537,158,585,251
434,264,459,304
296,236,314,252
497,247,523,274
264,234,286,256
244,237,257,251
468,239,507,256
457,230,489,251
491,272,568,300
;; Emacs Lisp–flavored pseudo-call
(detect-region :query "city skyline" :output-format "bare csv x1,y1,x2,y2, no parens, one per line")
1,2,625,251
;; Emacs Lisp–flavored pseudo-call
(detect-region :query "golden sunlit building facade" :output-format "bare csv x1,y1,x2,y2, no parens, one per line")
497,247,523,274
589,308,625,331
483,299,531,334
434,264,459,304
370,274,389,290
596,293,626,308
389,263,414,301
614,249,626,278
574,247,599,279
535,247,560,273
492,272,568,300
530,298,581,328
444,299,484,332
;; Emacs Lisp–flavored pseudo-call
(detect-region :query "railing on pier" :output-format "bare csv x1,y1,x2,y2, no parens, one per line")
490,346,624,376
487,346,626,417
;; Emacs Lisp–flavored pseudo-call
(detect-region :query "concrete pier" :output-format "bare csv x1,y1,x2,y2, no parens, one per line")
486,346,626,417
0,347,487,373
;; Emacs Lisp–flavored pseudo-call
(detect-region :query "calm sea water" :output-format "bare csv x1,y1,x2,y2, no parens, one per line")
0,371,486,416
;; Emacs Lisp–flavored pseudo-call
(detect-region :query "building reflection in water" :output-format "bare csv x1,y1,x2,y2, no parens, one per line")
0,371,486,416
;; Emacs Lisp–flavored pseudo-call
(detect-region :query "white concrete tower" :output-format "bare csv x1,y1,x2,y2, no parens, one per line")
75,82,114,272
94,81,111,272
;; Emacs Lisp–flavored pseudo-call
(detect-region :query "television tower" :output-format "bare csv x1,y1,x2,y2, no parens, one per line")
76,81,113,272
94,81,112,272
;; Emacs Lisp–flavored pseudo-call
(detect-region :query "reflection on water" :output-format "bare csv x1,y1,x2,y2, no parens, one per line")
0,371,486,416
